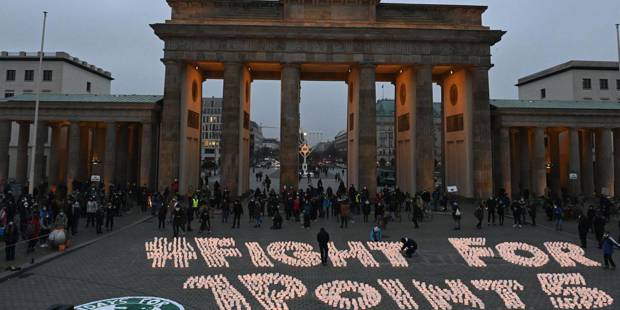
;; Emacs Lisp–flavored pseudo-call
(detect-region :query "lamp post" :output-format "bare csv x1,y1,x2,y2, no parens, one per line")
28,11,48,195
616,24,620,72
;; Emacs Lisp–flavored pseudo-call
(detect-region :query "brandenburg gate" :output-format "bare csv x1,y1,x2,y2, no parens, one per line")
152,0,504,198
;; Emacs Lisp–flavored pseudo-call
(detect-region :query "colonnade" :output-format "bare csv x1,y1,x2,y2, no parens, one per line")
497,126,619,199
160,61,493,198
0,120,155,193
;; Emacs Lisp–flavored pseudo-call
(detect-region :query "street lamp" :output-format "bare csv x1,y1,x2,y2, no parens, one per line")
27,11,48,195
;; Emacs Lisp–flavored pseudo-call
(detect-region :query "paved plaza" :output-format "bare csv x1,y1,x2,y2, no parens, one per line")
0,199,618,309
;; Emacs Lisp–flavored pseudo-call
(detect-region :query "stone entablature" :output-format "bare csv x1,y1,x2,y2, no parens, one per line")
166,0,486,28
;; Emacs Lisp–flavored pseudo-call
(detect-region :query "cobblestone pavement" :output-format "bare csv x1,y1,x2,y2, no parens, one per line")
0,202,618,310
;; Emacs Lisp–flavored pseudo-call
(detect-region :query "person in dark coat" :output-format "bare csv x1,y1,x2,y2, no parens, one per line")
486,196,496,225
474,202,484,229
171,199,185,237
232,200,243,229
317,228,330,266
400,237,418,258
593,213,606,249
95,204,104,234
4,221,18,261
602,232,620,269
158,198,168,230
577,212,590,248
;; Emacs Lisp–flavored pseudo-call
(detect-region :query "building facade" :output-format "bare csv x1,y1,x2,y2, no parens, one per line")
201,97,222,164
1,51,113,184
0,94,160,192
517,61,620,102
376,99,395,167
152,0,504,197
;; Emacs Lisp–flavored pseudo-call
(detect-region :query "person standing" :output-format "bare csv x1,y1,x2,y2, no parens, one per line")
70,199,81,235
362,200,370,223
105,202,115,231
497,195,506,226
86,197,97,228
339,198,350,229
171,199,185,237
412,201,421,229
528,199,537,226
4,221,18,261
474,202,484,229
95,203,104,234
451,201,461,230
232,200,243,229
487,196,496,225
158,199,168,230
199,204,211,233
594,213,606,249
577,212,590,248
317,228,330,266
602,232,620,269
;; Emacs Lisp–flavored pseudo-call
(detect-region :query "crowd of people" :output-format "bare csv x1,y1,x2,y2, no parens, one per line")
3,172,620,270
1,181,149,265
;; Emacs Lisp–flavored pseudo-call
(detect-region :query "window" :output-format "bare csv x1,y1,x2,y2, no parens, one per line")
600,79,608,90
540,88,546,99
4,90,14,98
86,81,92,92
24,70,34,81
616,79,620,90
6,70,15,81
582,78,591,90
43,70,52,81
600,98,609,101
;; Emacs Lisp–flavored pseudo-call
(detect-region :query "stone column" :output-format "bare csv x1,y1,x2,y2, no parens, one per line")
532,127,547,196
280,63,301,190
116,123,129,186
66,122,80,193
33,122,48,190
568,127,581,196
0,120,11,184
104,122,117,191
16,122,30,184
140,123,153,189
548,130,561,196
614,129,620,197
595,128,613,195
415,64,434,191
48,123,61,186
580,129,595,196
470,67,493,198
158,60,183,191
358,63,377,194
518,127,531,195
220,62,244,194
499,127,511,197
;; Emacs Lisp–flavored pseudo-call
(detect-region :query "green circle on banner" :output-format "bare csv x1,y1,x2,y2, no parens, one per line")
76,296,184,310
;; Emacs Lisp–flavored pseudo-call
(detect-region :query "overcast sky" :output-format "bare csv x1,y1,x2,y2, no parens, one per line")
1,0,619,140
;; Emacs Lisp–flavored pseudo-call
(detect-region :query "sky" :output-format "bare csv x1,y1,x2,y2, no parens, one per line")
1,0,619,140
